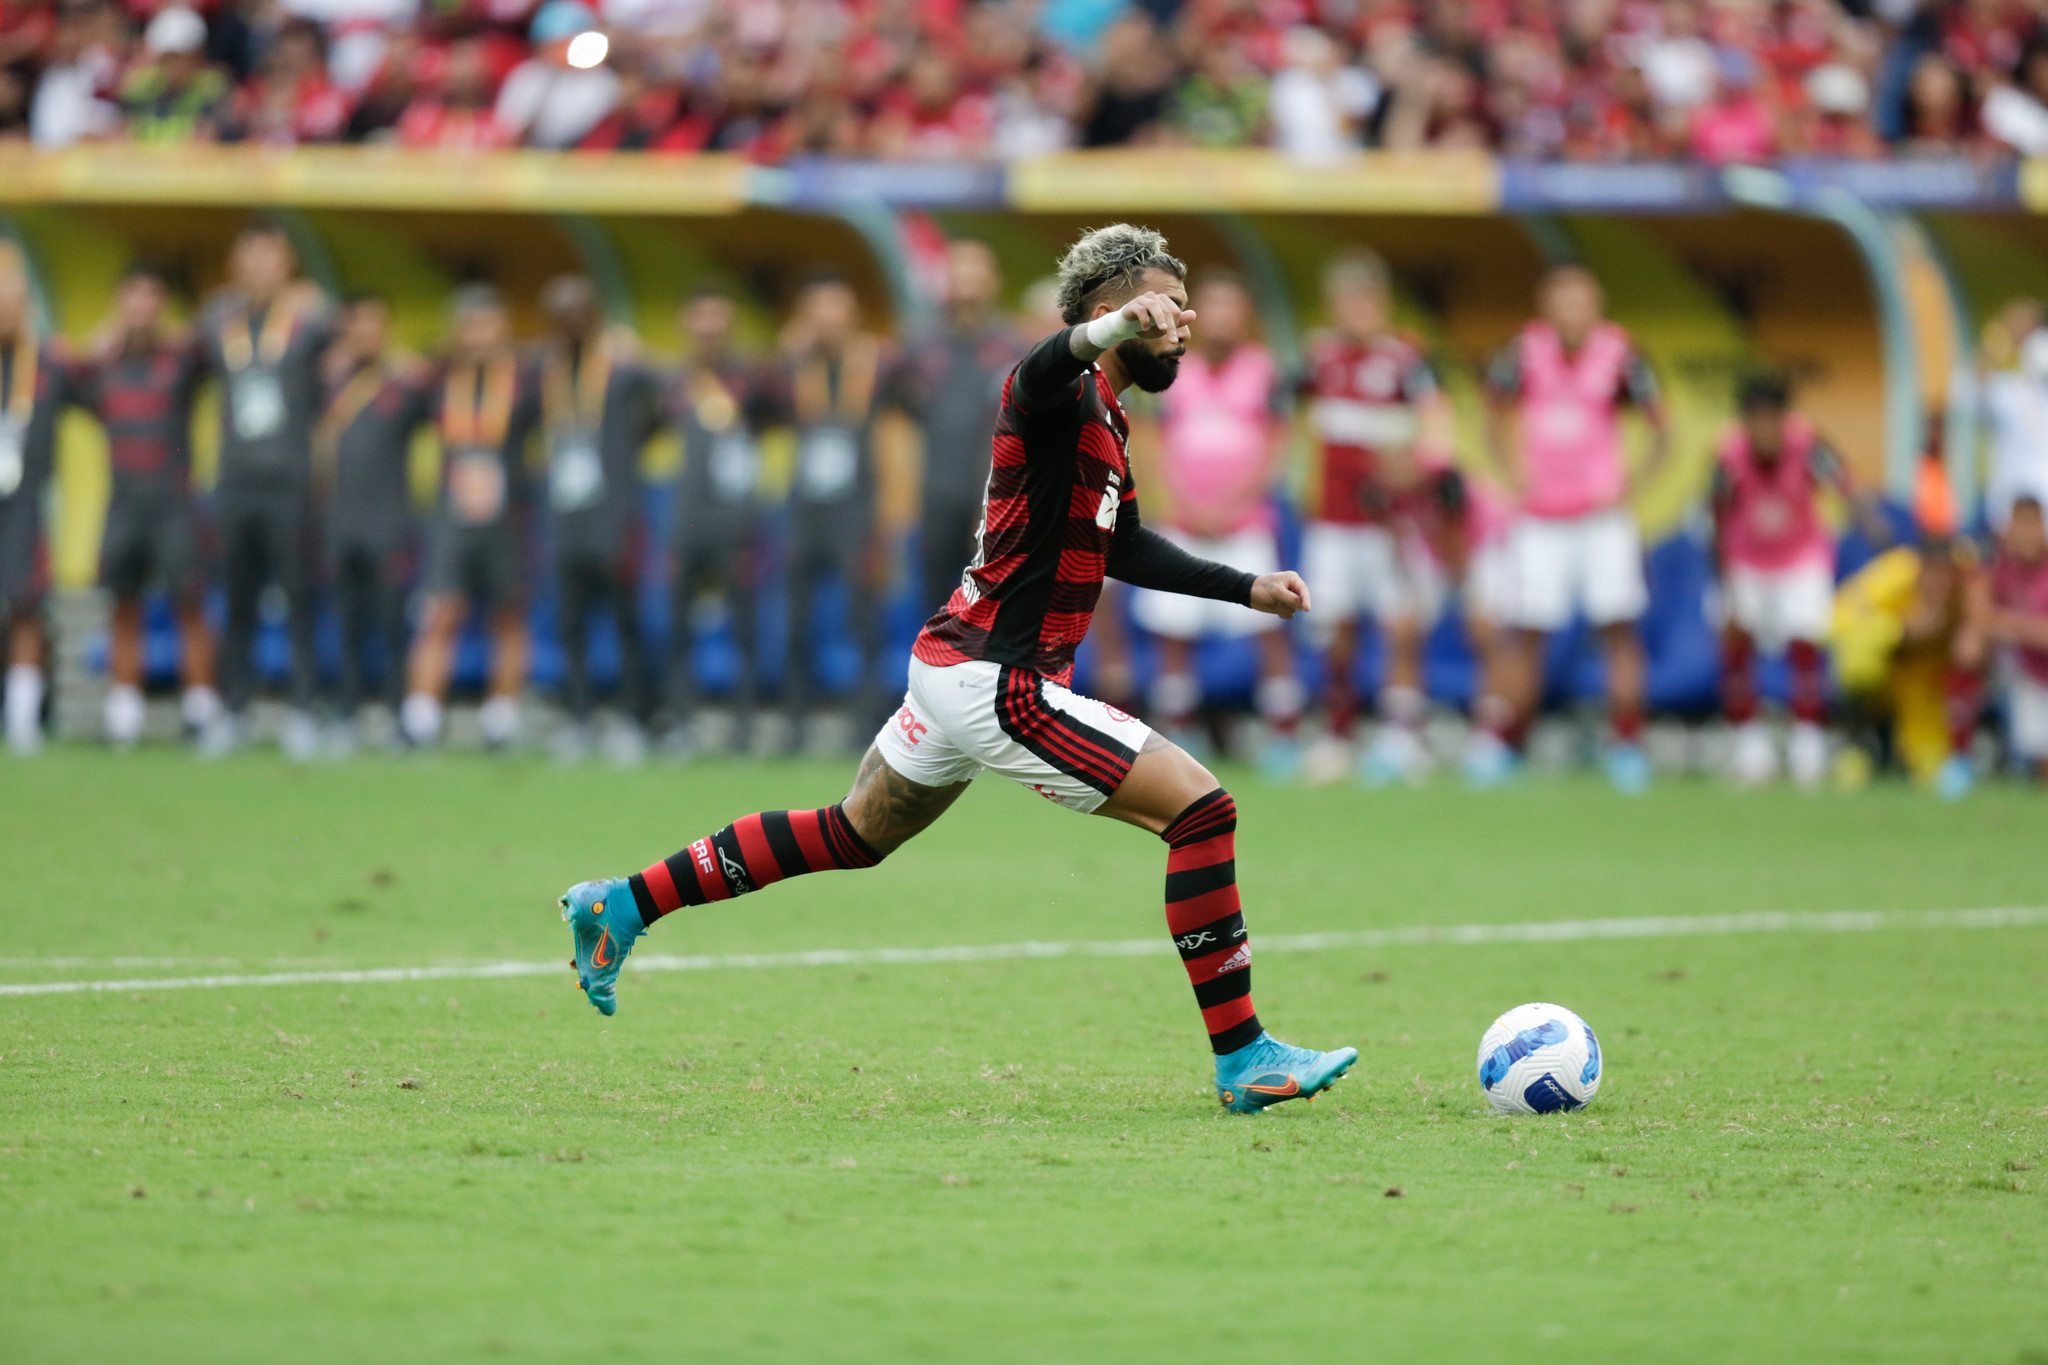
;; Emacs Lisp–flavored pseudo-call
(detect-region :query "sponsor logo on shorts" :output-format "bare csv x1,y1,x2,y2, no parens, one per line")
1103,705,1134,724
895,705,928,747
718,843,752,895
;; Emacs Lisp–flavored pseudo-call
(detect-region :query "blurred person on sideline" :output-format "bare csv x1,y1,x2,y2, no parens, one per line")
776,272,894,750
69,263,214,748
198,222,336,758
1483,263,1669,792
1129,268,1301,775
0,263,68,755
1968,493,2048,780
495,0,619,149
1830,537,1984,798
664,281,772,756
1378,450,1519,783
890,239,1026,618
400,284,539,751
1981,304,2048,531
536,273,664,763
317,291,431,754
1710,372,1882,787
119,6,228,143
1297,249,1453,786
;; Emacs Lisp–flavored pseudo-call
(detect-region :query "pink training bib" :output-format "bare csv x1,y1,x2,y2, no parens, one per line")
1718,415,1834,573
1158,343,1278,538
1517,321,1632,520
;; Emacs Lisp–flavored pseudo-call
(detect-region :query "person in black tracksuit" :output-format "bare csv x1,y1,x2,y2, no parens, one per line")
775,273,893,749
665,283,774,753
536,275,663,760
889,240,1026,617
318,293,431,745
66,264,215,747
0,269,67,756
198,223,334,755
400,284,540,750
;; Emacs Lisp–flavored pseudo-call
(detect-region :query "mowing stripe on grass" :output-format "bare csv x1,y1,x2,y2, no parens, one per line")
2,906,2046,1000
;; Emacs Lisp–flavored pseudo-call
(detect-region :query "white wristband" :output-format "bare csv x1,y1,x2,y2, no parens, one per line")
1082,310,1142,350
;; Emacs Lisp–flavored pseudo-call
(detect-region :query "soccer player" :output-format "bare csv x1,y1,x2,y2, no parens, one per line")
537,275,665,764
1379,450,1519,780
1128,267,1302,773
199,223,335,759
666,282,771,754
1297,250,1453,785
1711,374,1876,787
401,285,539,750
778,273,893,748
557,225,1358,1115
1482,263,1669,792
891,239,1028,616
0,266,64,756
1970,493,2048,780
70,263,216,749
318,292,431,753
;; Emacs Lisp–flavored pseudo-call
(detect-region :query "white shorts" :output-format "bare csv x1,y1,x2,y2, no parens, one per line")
1508,509,1648,631
875,658,1153,813
1465,539,1514,624
1721,561,1834,653
1302,521,1443,636
1130,526,1278,640
2009,671,2048,759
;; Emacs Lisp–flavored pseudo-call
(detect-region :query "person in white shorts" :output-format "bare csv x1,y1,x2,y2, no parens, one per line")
1712,373,1880,787
1483,264,1669,791
1127,270,1301,771
1296,250,1453,782
1374,453,1519,784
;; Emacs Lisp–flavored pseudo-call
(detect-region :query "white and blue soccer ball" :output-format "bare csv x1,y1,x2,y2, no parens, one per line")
1476,1002,1602,1115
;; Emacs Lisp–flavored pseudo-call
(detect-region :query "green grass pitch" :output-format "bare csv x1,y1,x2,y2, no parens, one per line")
2,749,2045,1363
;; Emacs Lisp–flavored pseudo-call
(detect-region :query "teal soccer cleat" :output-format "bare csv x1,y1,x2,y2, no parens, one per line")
559,877,646,1016
1214,1033,1360,1114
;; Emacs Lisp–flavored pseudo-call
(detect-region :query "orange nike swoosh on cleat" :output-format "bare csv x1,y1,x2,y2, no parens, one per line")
591,930,614,969
1244,1077,1300,1097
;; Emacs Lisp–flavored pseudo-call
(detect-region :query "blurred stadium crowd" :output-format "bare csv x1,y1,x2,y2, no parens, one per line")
10,0,2048,160
3,221,2048,793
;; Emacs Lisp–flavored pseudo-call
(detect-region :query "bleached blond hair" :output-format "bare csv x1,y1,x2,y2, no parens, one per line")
1055,224,1187,326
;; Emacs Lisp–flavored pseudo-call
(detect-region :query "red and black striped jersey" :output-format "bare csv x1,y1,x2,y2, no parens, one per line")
913,328,1140,688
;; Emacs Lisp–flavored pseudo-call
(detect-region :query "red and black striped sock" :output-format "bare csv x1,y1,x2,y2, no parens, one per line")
1161,788,1262,1055
626,805,883,922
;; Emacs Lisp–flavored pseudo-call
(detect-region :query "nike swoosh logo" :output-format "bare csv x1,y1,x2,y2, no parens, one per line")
1244,1076,1300,1097
592,930,614,969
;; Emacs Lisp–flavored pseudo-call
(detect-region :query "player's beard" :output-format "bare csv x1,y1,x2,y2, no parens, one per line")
1115,338,1183,393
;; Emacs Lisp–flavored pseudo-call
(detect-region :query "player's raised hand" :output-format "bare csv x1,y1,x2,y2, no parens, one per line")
1119,292,1196,344
1249,570,1310,619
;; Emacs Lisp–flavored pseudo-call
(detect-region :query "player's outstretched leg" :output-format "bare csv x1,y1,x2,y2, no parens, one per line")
1116,752,1357,1113
560,805,882,1014
560,748,967,1014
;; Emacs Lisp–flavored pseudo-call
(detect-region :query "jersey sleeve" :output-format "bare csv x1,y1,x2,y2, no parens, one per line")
1619,347,1660,407
1011,327,1089,413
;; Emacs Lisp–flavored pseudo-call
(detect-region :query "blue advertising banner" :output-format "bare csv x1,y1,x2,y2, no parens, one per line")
1499,159,1722,211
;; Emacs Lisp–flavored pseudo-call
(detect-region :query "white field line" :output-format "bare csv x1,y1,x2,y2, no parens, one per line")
1,906,2045,1001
